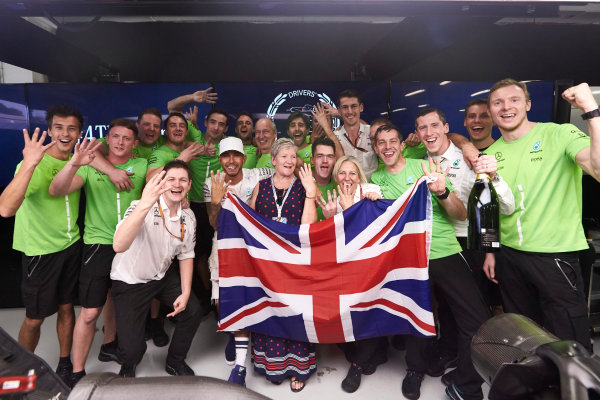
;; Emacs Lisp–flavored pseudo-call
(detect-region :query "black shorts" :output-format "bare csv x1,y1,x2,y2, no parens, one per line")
21,240,82,319
190,201,214,258
79,244,116,308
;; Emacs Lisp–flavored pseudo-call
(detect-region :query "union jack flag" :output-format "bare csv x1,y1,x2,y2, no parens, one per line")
217,176,434,343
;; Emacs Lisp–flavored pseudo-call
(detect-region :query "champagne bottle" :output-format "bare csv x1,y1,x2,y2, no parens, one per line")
467,173,500,252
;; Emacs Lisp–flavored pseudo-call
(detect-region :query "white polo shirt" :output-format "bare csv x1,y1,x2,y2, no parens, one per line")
110,195,196,284
335,123,378,179
429,142,514,237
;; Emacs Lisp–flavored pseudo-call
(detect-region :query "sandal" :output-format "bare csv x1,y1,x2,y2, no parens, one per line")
290,377,305,393
270,379,282,385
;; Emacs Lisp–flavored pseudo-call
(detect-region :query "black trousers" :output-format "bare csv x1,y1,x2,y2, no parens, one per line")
496,246,592,352
436,238,500,357
112,267,203,366
405,253,491,396
338,336,388,367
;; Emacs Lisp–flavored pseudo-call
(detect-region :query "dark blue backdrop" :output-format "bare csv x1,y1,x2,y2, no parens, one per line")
0,81,554,187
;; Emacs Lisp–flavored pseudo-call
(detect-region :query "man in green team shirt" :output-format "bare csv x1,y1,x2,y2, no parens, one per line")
483,79,600,353
287,111,312,165
370,123,490,400
236,111,258,169
49,118,147,386
311,136,337,221
0,105,85,386
255,117,277,169
132,108,165,159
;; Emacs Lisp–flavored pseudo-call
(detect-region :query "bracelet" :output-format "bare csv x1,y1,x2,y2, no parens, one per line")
435,187,450,200
306,196,316,199
581,108,600,120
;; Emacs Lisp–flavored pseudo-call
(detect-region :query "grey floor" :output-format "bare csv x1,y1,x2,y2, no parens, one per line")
1,307,488,400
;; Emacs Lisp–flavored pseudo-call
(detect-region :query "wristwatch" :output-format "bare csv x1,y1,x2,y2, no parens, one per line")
581,108,600,120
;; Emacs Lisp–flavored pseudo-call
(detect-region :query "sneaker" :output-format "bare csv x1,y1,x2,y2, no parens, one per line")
445,383,483,400
98,340,122,364
227,365,246,387
402,370,425,400
148,317,169,347
361,352,388,375
71,370,86,387
55,358,72,387
427,352,458,377
441,369,457,387
225,333,235,365
341,364,362,393
119,363,136,378
165,359,195,376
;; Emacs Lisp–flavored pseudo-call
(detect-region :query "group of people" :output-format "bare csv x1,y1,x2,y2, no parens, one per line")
0,78,598,400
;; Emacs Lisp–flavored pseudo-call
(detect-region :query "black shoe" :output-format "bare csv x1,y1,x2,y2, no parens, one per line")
98,340,122,364
148,317,169,347
71,370,86,387
402,370,425,400
361,352,388,375
165,359,195,376
55,358,72,387
118,363,136,378
341,364,362,393
445,383,483,400
427,352,458,377
441,369,457,387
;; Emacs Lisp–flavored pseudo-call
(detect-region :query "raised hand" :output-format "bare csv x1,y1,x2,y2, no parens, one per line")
185,105,199,129
318,102,340,118
562,83,598,113
316,189,338,219
70,137,101,167
312,103,333,131
210,170,230,206
337,183,356,211
179,142,204,162
422,157,450,196
139,170,170,207
192,87,218,104
21,128,55,168
298,163,317,199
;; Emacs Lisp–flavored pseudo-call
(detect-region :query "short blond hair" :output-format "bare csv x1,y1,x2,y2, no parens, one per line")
271,137,297,158
488,78,530,103
332,156,367,185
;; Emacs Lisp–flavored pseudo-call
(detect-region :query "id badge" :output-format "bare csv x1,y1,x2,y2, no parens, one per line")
272,216,288,224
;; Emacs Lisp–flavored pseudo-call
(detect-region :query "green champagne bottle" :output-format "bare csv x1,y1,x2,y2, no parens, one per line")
467,172,500,252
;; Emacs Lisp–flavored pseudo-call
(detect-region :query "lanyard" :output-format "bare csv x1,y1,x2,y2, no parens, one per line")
157,202,185,241
343,132,368,153
271,176,295,222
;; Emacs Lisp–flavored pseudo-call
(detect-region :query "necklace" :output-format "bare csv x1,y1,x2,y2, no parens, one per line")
157,202,185,241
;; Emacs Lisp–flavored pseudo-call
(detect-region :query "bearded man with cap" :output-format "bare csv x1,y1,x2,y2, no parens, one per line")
204,136,273,387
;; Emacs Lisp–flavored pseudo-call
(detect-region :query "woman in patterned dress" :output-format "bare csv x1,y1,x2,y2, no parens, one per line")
249,138,318,392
